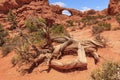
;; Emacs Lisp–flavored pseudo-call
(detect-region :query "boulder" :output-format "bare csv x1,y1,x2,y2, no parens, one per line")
108,0,120,15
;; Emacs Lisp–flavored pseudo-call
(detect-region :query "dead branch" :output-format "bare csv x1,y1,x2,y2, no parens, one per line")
49,41,87,70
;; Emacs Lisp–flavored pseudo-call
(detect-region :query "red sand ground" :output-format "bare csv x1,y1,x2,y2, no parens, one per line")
0,28,120,80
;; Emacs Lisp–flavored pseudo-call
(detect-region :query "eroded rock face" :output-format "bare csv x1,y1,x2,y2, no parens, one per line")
0,0,49,13
108,0,120,15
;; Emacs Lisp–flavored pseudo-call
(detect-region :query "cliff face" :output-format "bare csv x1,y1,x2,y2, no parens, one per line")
108,0,120,15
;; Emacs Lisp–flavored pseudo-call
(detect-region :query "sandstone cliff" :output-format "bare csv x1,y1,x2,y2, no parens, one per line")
108,0,120,15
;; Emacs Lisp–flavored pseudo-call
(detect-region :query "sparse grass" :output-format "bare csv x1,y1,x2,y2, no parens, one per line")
91,61,120,80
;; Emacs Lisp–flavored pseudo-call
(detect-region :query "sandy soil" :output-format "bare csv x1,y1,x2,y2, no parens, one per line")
0,28,120,80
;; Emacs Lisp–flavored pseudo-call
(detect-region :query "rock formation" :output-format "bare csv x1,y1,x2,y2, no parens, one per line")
108,0,120,15
0,0,49,13
51,5,83,16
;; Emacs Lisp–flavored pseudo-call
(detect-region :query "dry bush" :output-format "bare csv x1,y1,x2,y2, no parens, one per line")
1,44,15,57
7,10,17,30
113,27,120,31
25,17,45,32
97,15,106,19
92,22,111,34
66,20,74,27
0,24,8,46
91,61,120,80
50,24,70,37
81,16,98,26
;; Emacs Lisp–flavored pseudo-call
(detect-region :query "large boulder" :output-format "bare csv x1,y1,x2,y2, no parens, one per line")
108,0,120,15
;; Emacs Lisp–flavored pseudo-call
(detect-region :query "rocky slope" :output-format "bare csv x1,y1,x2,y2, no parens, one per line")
108,0,120,15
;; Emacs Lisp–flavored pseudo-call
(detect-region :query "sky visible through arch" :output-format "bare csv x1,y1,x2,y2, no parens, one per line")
50,0,109,12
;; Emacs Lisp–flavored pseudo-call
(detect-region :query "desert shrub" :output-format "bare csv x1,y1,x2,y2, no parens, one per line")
25,17,39,32
87,20,98,25
66,20,74,27
25,17,46,32
95,34,107,47
91,61,120,80
50,24,70,37
0,24,8,46
7,10,17,30
98,22,111,30
10,34,32,64
113,27,120,31
81,16,98,26
1,35,23,57
81,16,96,22
92,22,111,34
116,15,120,24
97,15,106,19
1,44,14,57
29,30,46,47
92,26,104,34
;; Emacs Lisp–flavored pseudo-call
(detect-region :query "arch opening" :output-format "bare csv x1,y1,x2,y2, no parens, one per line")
62,10,72,16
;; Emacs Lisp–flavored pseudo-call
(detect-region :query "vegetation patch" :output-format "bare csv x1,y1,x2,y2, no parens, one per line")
91,61,120,80
66,20,74,27
92,22,111,34
50,24,70,37
0,24,8,46
7,10,17,30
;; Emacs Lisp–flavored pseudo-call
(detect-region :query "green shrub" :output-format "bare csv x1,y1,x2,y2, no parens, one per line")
92,26,104,34
81,16,98,26
91,61,120,80
50,24,69,37
1,44,14,57
98,22,111,30
25,17,46,32
7,10,17,30
97,15,106,19
29,30,46,47
0,24,8,46
92,22,111,34
66,20,74,27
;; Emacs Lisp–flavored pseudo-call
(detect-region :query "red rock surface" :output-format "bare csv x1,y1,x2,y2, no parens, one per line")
108,0,120,15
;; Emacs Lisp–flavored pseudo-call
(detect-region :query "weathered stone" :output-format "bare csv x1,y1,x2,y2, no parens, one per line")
108,0,120,15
